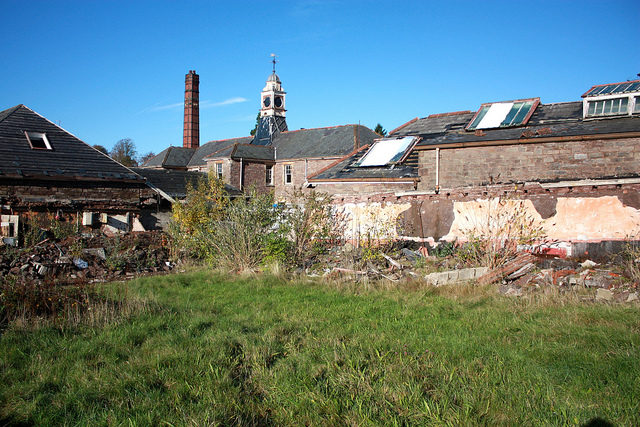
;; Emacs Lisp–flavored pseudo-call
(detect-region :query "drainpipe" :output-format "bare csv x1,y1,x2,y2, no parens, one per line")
240,158,244,190
435,147,440,194
305,159,308,181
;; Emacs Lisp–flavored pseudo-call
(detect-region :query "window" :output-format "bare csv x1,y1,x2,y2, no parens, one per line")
586,97,628,117
266,165,273,186
215,162,223,179
25,131,52,150
466,99,539,131
357,136,418,167
284,164,292,184
582,79,640,118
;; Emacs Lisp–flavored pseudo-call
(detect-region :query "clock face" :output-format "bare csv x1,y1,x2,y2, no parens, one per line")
263,96,271,107
274,96,283,108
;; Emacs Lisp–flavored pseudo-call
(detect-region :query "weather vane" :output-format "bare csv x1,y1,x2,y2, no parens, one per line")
270,53,278,73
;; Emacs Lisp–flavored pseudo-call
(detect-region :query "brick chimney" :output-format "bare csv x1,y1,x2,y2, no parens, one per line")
183,70,199,149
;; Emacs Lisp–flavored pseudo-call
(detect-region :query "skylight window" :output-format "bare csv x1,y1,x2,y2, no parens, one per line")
357,136,418,167
466,98,539,131
25,131,52,150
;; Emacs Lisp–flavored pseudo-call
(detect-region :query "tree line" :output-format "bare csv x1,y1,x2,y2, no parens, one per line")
93,138,155,167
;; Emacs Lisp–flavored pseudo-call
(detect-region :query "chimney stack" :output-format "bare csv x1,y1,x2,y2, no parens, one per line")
183,70,199,149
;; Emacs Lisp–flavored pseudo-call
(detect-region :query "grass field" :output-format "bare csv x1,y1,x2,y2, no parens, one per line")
1,270,639,425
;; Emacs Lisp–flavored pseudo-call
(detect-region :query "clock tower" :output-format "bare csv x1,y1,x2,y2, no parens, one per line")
253,55,288,146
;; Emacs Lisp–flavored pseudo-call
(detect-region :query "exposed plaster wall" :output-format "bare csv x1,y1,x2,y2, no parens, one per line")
329,183,640,245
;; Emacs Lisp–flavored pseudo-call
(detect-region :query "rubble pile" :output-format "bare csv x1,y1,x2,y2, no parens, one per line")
317,243,639,303
0,232,173,285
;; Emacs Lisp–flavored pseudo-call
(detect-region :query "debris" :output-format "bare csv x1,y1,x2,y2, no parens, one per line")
626,293,639,303
581,259,598,268
595,288,614,302
506,263,536,280
425,267,489,286
477,253,537,285
73,258,89,269
382,254,403,270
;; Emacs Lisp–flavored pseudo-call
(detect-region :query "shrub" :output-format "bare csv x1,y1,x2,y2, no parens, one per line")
282,188,347,267
168,172,230,260
456,197,546,268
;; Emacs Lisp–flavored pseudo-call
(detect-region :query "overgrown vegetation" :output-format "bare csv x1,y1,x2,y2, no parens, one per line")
168,175,345,271
1,271,638,425
454,197,546,268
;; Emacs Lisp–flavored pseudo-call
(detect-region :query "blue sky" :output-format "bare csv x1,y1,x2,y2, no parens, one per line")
2,0,639,157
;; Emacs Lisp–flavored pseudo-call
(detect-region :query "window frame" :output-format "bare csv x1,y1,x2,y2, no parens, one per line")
25,131,53,150
265,164,274,186
214,161,223,179
583,93,639,118
283,163,293,185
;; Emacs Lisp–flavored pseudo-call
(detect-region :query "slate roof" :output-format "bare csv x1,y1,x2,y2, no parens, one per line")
404,102,640,147
310,100,640,182
0,105,143,183
131,168,242,199
143,146,196,168
273,124,380,160
187,137,253,168
131,168,204,198
309,147,419,182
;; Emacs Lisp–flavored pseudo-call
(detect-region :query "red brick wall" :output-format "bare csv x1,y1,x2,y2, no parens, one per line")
418,136,640,191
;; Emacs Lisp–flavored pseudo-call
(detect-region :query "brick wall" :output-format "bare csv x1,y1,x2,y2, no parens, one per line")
418,136,640,191
312,182,415,198
273,158,340,199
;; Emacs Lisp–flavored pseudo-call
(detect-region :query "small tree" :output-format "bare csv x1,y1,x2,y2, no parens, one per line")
249,113,261,136
111,138,138,166
374,123,387,137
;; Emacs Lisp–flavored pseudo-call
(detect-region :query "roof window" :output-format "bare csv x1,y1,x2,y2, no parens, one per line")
25,131,52,150
466,98,539,131
582,80,640,118
356,136,418,167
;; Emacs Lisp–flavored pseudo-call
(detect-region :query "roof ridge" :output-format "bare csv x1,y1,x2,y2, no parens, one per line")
388,117,418,135
281,124,359,135
203,136,252,144
427,110,472,118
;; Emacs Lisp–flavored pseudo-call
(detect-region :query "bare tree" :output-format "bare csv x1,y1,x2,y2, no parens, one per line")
110,138,138,166
139,151,156,166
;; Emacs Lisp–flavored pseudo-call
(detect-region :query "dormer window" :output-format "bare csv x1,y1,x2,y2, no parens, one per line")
582,80,640,118
25,131,52,150
466,98,539,131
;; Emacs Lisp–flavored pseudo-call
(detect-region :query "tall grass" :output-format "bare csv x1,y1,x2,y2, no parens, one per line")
1,271,638,425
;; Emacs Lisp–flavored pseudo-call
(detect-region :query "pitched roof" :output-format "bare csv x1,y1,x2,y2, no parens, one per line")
143,146,196,168
0,105,143,182
132,167,242,199
308,145,419,182
273,124,380,160
408,102,640,148
187,137,253,168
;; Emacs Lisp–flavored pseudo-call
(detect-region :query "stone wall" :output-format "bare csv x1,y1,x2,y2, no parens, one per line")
418,136,640,191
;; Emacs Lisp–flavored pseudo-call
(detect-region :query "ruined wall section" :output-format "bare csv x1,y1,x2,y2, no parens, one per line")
0,179,148,213
418,136,640,191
